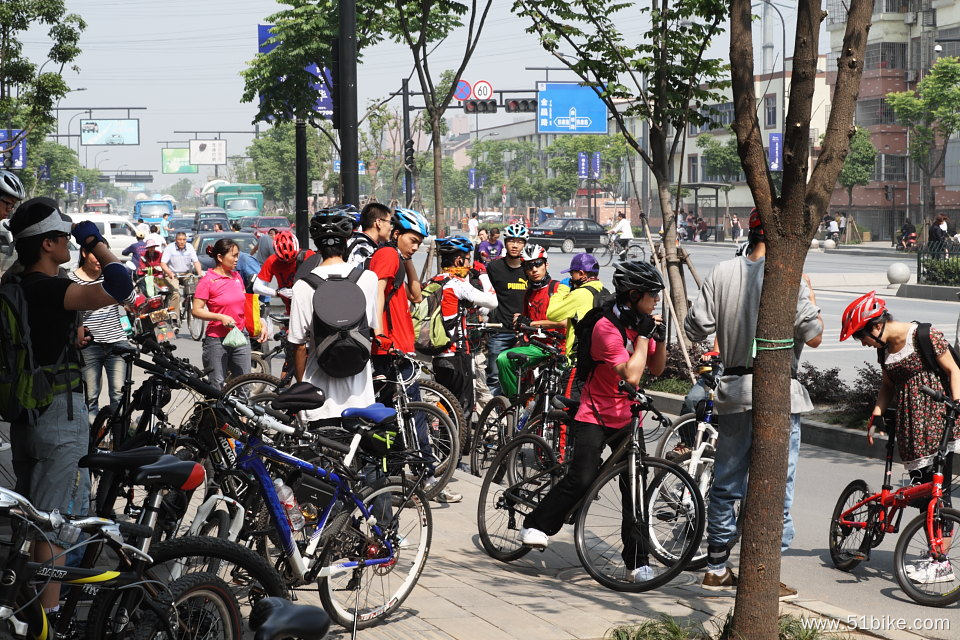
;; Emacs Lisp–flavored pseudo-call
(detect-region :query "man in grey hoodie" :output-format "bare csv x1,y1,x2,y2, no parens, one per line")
684,208,823,599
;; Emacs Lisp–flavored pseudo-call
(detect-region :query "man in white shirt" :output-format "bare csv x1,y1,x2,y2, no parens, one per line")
467,212,480,242
609,211,634,256
288,210,378,423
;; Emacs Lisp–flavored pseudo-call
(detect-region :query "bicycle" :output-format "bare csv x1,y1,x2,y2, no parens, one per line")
477,380,705,592
596,234,647,267
175,273,207,341
829,385,960,606
249,598,329,640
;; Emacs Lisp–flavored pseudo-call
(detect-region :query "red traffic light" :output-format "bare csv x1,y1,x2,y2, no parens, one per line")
463,99,497,114
506,99,536,113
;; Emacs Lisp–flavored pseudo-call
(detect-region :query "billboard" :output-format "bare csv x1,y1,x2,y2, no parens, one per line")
80,119,140,146
0,129,27,169
536,82,608,135
189,139,227,165
161,148,198,174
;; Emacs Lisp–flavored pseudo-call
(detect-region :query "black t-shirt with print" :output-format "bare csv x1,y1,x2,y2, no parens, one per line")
485,257,527,327
20,272,78,367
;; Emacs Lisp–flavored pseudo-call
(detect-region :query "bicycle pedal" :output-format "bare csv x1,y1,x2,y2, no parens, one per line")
851,551,869,561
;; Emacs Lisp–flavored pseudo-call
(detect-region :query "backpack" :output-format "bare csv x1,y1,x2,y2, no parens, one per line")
573,302,626,382
584,281,614,309
379,249,407,332
0,275,79,423
881,323,960,391
412,275,453,356
300,266,373,378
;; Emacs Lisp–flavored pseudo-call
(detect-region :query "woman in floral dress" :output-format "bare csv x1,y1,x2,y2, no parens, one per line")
840,290,960,583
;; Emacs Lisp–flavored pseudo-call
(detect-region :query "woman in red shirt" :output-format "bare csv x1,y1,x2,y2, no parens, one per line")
192,238,267,388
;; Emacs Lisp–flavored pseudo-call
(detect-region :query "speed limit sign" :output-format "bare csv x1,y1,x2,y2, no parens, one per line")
472,80,493,100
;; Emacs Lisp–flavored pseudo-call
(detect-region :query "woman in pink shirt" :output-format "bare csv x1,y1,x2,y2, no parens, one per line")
519,261,666,582
191,238,267,388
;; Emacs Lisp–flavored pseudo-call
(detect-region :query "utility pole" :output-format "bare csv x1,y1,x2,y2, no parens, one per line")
401,78,414,207
295,119,309,247
338,0,359,206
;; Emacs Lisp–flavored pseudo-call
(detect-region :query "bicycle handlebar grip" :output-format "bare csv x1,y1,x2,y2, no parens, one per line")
263,406,295,425
920,385,945,401
117,521,154,540
315,435,351,455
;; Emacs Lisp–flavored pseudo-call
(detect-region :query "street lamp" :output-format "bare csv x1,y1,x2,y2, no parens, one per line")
94,150,108,168
66,109,92,157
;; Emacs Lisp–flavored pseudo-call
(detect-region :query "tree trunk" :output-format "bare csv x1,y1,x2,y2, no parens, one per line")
656,182,688,321
431,118,444,234
922,172,934,226
848,186,853,207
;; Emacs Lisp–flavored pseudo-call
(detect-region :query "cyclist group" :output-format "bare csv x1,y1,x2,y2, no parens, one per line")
1,160,959,633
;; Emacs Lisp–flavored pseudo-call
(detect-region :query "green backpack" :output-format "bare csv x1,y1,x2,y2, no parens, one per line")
412,275,453,356
0,276,79,424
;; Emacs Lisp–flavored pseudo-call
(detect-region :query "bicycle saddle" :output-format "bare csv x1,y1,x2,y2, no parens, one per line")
271,381,326,412
250,597,330,640
341,403,396,425
79,446,165,473
552,395,580,412
507,352,530,364
109,342,139,357
132,455,206,491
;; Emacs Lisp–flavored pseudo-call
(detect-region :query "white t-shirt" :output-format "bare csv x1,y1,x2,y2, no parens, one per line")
827,220,839,233
468,217,479,239
145,232,166,248
288,261,379,422
611,218,634,239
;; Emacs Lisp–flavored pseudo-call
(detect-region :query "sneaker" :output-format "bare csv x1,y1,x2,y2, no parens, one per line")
701,568,737,590
778,582,798,601
434,487,462,503
905,558,933,576
630,565,655,582
520,527,549,549
909,560,955,584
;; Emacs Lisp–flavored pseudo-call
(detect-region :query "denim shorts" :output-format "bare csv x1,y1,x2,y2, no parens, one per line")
11,391,90,544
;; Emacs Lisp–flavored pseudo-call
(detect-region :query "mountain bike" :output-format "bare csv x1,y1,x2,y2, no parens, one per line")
596,234,646,267
829,385,960,606
477,381,704,592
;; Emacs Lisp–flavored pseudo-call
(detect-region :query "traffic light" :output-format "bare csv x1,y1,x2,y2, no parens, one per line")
463,100,497,114
403,139,415,169
506,98,537,113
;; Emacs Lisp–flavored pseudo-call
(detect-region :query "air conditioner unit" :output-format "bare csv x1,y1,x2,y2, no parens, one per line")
904,12,916,25
922,10,936,27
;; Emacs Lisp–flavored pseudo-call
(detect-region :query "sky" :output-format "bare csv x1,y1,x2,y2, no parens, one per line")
22,0,820,194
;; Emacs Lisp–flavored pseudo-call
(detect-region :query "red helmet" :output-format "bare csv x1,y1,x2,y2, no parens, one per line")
840,291,887,341
748,208,763,232
273,230,299,263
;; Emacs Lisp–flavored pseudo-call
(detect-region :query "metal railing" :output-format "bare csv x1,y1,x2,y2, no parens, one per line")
917,241,960,284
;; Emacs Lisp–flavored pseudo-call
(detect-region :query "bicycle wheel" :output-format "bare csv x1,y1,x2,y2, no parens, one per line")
654,413,698,459
575,457,704,592
470,396,511,476
625,244,645,261
521,411,573,464
893,507,960,606
188,301,206,341
406,401,459,498
317,477,431,629
249,352,269,379
828,479,873,571
221,372,284,400
418,379,467,454
477,433,561,562
132,572,242,640
650,449,715,570
597,242,614,266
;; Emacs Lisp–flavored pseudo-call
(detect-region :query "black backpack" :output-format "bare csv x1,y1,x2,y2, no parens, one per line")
584,281,614,309
573,301,626,382
301,266,373,378
881,323,960,391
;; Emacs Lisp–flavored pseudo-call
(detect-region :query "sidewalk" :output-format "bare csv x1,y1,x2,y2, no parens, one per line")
325,471,919,640
686,237,903,258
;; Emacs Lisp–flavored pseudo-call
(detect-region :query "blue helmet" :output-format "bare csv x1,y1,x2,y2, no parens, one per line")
435,235,474,255
392,208,430,237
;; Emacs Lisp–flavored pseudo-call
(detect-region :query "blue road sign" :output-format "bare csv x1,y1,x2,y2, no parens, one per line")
577,152,588,179
469,167,477,190
768,133,783,171
591,152,601,179
478,174,486,189
333,160,341,173
454,80,472,101
332,160,366,174
258,25,333,118
0,129,27,170
536,82,608,135
39,164,50,180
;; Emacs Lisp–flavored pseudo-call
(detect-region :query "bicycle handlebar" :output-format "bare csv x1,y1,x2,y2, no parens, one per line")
920,385,958,411
223,396,296,436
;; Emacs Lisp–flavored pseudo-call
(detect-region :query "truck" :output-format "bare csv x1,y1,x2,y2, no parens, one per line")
83,200,112,214
211,183,264,220
134,199,175,224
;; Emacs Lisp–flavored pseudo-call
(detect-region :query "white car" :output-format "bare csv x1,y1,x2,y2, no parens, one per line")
70,213,139,254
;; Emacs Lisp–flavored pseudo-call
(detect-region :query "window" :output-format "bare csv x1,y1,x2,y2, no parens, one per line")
110,223,133,236
585,221,605,233
864,43,907,70
939,27,960,58
764,95,777,128
689,102,735,135
856,98,896,126
874,0,908,13
568,220,586,232
688,155,699,182
874,154,907,181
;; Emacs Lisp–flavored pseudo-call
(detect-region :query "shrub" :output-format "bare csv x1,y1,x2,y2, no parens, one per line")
921,255,960,285
796,362,847,405
661,339,711,382
847,362,882,423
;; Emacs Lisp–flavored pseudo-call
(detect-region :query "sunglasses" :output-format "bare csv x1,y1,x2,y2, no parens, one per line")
50,231,71,240
852,327,872,342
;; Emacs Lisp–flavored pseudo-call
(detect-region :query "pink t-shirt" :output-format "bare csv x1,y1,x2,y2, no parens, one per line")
195,269,246,338
575,317,657,429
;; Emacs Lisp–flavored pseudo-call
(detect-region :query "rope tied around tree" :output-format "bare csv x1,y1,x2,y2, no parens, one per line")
750,337,794,359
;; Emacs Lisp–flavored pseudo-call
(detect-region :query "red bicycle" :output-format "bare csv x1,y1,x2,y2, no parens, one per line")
829,385,960,606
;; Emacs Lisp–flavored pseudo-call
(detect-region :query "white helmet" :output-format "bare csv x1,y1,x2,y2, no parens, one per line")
0,170,25,201
522,243,547,261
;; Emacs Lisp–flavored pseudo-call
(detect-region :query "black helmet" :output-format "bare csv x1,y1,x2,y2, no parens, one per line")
612,260,663,294
309,211,354,240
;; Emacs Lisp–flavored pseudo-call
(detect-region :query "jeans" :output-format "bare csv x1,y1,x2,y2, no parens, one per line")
372,355,435,473
706,411,800,554
80,341,132,424
202,335,252,389
433,352,475,417
485,332,518,397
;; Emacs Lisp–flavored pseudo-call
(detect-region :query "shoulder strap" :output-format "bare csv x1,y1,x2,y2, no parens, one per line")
347,264,365,284
915,323,945,378
602,306,628,346
548,280,560,296
301,273,324,291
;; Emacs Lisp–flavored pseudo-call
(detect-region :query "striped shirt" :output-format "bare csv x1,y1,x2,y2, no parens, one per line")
67,270,130,344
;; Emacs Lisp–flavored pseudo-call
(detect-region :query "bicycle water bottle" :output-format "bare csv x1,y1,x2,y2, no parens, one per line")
274,478,305,531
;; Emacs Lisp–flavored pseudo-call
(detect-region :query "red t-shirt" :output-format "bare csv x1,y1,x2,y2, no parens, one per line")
575,317,657,429
370,247,414,355
257,252,315,311
195,269,247,338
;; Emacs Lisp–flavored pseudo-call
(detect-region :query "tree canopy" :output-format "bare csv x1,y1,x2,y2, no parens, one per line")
836,126,876,206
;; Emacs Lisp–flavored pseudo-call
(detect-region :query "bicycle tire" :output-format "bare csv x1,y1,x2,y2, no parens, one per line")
188,299,206,341
521,411,573,464
828,479,873,572
418,379,467,454
249,352,269,379
406,401,459,498
575,457,704,592
131,572,242,640
598,242,614,266
200,509,232,540
893,507,960,607
316,477,432,629
470,396,511,476
221,372,284,399
625,245,645,261
477,434,560,562
654,413,697,459
650,449,716,570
